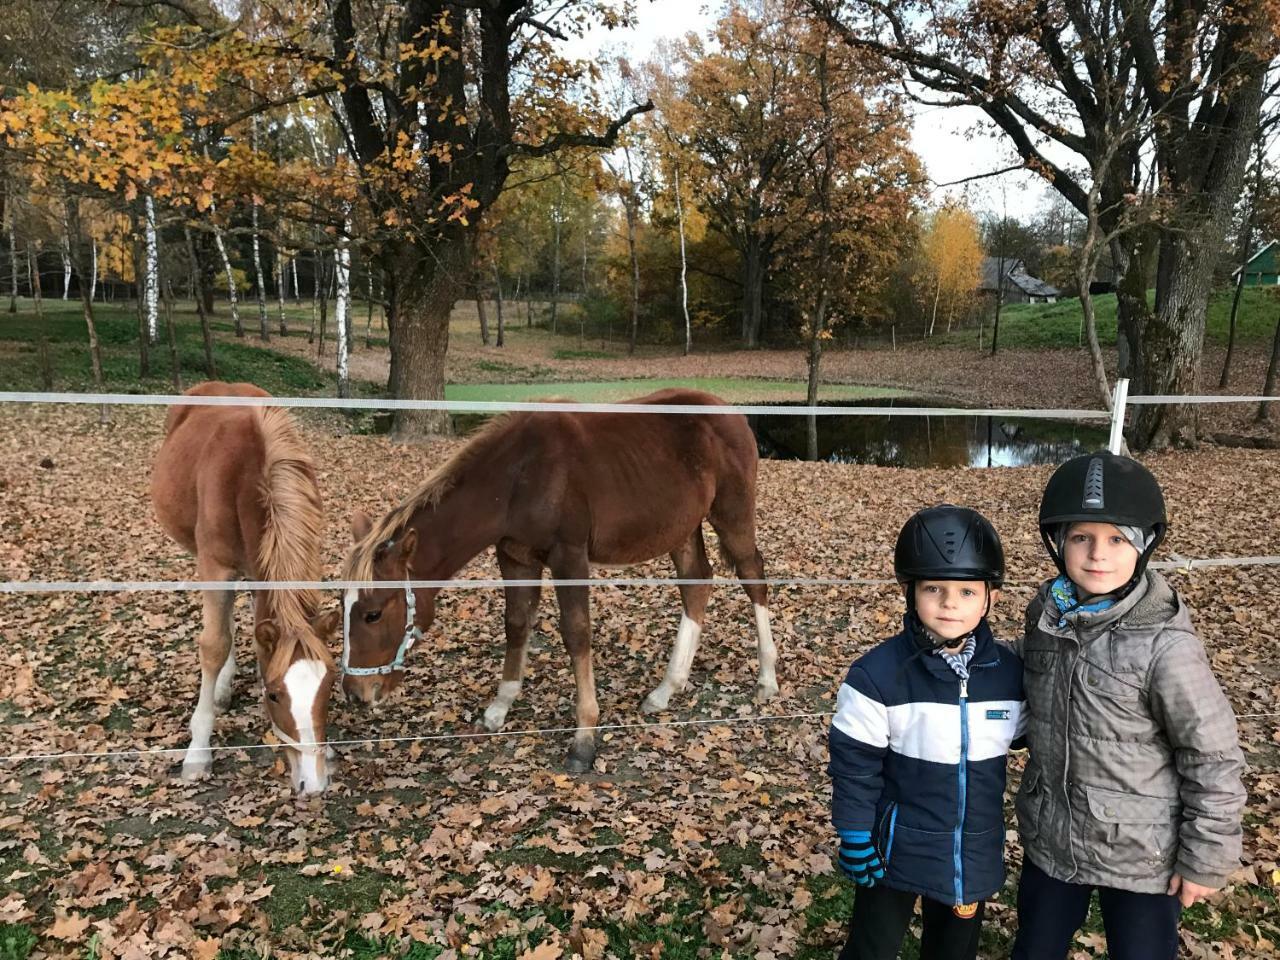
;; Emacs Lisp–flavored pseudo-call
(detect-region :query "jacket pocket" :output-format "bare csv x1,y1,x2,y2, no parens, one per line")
884,822,953,895
1084,785,1180,874
1023,649,1057,719
1015,764,1046,844
962,824,1005,899
874,801,899,864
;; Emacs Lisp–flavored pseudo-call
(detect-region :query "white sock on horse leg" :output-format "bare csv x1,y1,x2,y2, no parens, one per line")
483,680,523,731
182,675,218,777
643,614,701,712
754,604,778,699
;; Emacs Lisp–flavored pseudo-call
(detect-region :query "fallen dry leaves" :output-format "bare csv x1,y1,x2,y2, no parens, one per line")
1,405,1279,959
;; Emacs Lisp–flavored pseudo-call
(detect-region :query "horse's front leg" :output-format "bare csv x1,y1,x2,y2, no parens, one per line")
483,552,542,732
550,546,597,773
183,570,235,779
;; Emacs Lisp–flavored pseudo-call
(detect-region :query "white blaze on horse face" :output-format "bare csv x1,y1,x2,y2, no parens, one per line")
754,604,779,701
284,658,329,793
483,680,523,732
643,613,702,713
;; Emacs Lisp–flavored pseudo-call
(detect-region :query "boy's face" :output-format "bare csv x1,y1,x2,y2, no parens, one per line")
913,580,996,643
1061,521,1139,597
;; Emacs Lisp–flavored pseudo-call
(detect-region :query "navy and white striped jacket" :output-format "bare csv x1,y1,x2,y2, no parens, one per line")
828,617,1026,905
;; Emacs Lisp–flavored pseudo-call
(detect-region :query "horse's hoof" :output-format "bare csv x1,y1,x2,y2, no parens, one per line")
755,681,779,703
482,703,508,732
180,760,211,780
214,691,234,713
565,743,595,774
640,692,669,714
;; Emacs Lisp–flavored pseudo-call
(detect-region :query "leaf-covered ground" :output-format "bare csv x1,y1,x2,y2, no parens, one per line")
2,407,1279,960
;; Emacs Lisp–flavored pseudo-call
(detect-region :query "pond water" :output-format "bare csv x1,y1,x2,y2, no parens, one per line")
390,399,1107,469
748,400,1108,467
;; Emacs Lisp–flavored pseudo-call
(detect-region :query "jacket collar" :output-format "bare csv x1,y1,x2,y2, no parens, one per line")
897,616,1000,680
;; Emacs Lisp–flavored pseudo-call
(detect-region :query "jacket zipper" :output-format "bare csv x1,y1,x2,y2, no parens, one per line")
955,676,969,903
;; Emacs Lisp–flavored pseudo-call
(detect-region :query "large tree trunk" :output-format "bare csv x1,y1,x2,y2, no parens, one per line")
386,239,468,438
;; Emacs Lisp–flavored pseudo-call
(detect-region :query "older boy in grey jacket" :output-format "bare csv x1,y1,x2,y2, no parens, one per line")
1011,452,1246,960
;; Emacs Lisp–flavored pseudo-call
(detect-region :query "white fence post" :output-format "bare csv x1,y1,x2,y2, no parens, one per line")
1108,378,1130,454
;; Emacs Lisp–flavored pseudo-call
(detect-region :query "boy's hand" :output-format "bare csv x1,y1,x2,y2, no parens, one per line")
836,830,885,887
1167,873,1216,908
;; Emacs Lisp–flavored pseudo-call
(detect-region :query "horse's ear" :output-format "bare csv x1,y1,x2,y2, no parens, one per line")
311,608,342,640
351,509,373,543
255,619,280,648
398,528,417,561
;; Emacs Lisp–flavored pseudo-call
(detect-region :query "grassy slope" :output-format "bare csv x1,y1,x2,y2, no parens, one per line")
933,286,1279,350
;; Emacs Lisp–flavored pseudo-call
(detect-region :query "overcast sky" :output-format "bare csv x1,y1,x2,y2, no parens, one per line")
567,0,1065,222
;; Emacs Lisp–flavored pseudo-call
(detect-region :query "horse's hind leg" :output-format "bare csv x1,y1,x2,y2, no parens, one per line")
709,504,778,703
642,528,712,713
182,568,235,779
483,549,542,732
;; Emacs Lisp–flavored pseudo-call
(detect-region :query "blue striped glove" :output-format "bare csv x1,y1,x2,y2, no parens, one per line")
837,829,885,887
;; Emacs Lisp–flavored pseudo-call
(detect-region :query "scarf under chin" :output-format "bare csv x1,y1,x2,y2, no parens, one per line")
1050,574,1116,627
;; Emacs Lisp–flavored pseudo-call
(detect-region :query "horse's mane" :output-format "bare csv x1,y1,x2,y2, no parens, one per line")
254,406,331,672
344,412,521,583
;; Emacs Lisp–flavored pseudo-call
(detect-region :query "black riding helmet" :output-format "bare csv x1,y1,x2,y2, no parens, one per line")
895,504,1005,593
894,505,1004,655
1039,450,1167,593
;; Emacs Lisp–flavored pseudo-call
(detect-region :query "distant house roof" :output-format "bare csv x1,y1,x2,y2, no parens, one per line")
1232,239,1278,279
979,257,1060,298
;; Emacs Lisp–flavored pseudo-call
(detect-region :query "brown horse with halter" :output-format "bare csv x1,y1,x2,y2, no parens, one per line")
342,389,777,771
151,382,340,793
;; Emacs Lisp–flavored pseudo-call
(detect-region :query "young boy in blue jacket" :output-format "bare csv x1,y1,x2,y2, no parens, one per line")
829,505,1026,960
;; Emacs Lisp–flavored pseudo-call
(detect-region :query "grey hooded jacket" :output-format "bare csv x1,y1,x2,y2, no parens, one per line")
1015,571,1246,893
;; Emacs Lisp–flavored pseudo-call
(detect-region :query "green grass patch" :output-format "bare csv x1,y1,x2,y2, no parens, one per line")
443,378,912,404
552,348,615,360
254,866,403,931
0,924,36,960
0,299,351,396
935,286,1280,351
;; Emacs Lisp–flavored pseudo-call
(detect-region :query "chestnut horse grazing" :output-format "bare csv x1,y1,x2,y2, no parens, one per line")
342,389,777,772
151,382,339,793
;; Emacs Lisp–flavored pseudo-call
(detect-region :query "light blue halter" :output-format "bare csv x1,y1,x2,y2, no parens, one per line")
341,581,425,677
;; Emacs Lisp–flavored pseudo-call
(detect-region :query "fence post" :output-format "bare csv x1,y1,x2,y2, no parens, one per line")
1108,378,1130,454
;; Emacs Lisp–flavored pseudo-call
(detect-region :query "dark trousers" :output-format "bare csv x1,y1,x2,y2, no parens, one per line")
839,884,985,960
1011,859,1181,960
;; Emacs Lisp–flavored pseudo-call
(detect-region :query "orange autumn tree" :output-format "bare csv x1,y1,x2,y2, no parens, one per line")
654,0,919,348
918,201,982,337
